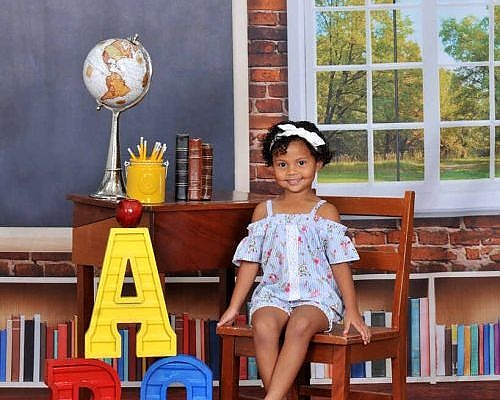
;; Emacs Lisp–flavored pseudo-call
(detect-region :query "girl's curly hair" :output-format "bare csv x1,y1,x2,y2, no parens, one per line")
262,120,332,166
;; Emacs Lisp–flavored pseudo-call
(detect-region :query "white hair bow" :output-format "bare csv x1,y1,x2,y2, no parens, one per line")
272,124,326,149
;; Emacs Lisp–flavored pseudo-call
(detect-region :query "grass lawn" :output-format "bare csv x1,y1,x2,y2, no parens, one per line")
318,158,491,182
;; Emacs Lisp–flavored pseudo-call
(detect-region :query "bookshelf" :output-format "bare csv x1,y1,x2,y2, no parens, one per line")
2,271,500,389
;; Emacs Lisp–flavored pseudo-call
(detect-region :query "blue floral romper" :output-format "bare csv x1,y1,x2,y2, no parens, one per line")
232,199,360,331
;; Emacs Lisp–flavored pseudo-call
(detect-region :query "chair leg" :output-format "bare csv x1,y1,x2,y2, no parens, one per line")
331,346,350,400
219,336,240,400
391,340,407,400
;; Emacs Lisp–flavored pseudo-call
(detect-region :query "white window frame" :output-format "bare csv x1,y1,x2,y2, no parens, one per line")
287,0,500,216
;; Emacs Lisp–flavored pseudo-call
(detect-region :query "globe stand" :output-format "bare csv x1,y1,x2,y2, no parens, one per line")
90,110,126,200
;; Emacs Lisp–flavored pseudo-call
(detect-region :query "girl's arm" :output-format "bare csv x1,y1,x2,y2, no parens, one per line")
333,263,370,344
217,201,267,327
217,261,259,326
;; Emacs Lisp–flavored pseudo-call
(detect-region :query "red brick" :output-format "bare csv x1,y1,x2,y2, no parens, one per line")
14,262,43,277
416,229,449,245
250,180,282,195
31,252,72,262
249,84,267,98
449,230,484,245
411,247,456,261
249,53,288,68
279,11,287,25
414,217,460,228
483,234,500,245
0,252,30,260
412,262,450,273
0,260,10,276
248,26,287,41
248,0,287,11
353,231,386,245
277,41,287,53
463,215,500,228
255,99,283,113
248,11,280,26
479,262,500,271
250,149,265,163
250,68,282,82
249,115,287,130
491,251,500,262
465,247,480,260
256,165,275,179
268,83,288,97
249,40,277,54
44,262,76,277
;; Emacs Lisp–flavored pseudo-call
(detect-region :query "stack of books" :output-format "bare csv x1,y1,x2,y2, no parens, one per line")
174,133,213,201
435,320,500,377
0,313,78,383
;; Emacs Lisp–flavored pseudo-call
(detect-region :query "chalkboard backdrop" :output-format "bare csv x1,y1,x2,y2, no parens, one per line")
0,0,234,226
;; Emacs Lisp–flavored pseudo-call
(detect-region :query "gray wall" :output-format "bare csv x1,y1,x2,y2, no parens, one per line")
0,0,234,226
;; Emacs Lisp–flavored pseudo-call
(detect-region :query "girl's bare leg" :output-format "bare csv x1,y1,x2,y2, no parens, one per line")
251,307,289,390
264,305,329,400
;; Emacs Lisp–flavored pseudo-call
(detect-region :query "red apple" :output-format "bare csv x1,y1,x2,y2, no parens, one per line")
116,198,143,227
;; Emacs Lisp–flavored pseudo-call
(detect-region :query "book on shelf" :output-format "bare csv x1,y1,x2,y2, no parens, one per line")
370,310,386,377
444,325,452,376
33,314,41,382
362,310,372,378
208,319,220,380
435,324,446,376
483,322,490,375
385,311,392,377
478,323,483,376
174,133,189,201
247,357,258,380
57,322,68,360
350,360,366,378
182,312,190,354
409,298,420,377
494,320,500,375
470,323,479,376
463,324,471,376
419,297,430,377
6,319,12,382
39,321,47,383
23,317,34,382
489,322,494,375
456,324,465,376
235,314,248,380
0,328,6,381
11,315,20,382
19,314,25,382
126,324,137,382
187,137,203,201
188,318,196,357
201,143,213,200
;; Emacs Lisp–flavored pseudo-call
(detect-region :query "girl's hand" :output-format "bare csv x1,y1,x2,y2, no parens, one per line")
343,308,371,345
217,307,240,327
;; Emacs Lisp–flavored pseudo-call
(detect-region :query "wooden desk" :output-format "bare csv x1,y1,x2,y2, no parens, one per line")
68,192,265,357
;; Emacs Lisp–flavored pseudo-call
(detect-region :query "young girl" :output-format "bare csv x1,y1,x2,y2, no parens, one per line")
217,121,370,400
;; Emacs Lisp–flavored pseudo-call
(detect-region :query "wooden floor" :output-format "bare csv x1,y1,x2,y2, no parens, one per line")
2,382,500,400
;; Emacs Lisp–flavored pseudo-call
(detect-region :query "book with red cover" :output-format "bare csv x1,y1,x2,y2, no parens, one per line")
189,318,196,356
175,313,184,355
201,143,213,200
478,323,484,375
187,137,202,201
10,315,20,382
57,323,68,360
182,312,190,354
123,324,137,382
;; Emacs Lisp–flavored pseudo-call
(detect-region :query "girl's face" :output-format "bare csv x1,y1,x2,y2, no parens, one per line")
271,139,322,194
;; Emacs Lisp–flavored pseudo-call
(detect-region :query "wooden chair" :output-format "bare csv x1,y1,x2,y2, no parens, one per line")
216,191,415,400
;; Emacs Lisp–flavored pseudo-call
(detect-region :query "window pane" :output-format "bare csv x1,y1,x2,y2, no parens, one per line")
373,69,423,123
318,130,368,183
438,5,488,64
317,71,367,124
495,6,500,60
495,67,500,118
374,129,424,181
371,9,422,63
496,127,500,177
440,127,489,180
439,67,489,121
316,11,366,66
315,0,364,5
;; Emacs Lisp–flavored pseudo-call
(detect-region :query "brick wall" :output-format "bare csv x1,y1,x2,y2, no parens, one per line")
0,252,75,277
246,1,500,272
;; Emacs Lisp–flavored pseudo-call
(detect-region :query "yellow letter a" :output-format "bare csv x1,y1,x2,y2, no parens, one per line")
85,228,176,358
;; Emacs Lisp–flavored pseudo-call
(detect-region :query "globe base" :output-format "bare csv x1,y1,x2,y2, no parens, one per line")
90,168,127,201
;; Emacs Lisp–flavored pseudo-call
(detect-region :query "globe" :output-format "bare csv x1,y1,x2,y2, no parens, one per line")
83,35,153,200
83,36,152,111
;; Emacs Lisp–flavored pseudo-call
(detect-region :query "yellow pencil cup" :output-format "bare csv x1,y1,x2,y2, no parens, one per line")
125,160,168,204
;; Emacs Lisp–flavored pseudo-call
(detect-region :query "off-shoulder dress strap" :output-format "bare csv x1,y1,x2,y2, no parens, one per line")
266,199,273,217
310,199,327,216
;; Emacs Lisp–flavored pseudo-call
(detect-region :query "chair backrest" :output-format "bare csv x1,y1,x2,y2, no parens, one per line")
320,191,415,334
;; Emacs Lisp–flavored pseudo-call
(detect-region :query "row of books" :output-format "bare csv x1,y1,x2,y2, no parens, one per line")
435,321,500,376
0,314,78,383
174,133,213,201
